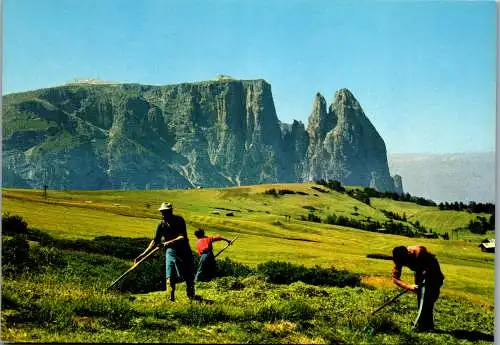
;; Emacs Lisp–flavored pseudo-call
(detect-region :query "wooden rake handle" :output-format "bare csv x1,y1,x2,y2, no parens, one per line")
214,235,239,258
371,289,409,315
105,246,160,292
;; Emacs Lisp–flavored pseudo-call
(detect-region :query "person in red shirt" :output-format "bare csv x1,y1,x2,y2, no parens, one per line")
194,229,231,282
392,245,444,332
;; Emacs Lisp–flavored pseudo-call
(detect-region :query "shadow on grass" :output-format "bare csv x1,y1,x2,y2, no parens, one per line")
190,297,215,305
434,329,493,342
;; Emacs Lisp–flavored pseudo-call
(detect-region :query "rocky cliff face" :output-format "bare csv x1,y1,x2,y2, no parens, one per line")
392,174,404,195
2,79,400,192
304,89,396,191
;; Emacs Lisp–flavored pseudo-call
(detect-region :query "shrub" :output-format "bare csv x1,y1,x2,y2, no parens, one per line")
30,246,67,269
215,257,253,278
366,253,393,261
381,210,406,221
5,224,152,260
75,236,151,260
2,237,30,276
256,261,361,287
323,213,420,238
264,188,278,197
50,236,150,260
316,179,345,192
264,188,299,196
2,213,28,235
467,216,492,235
278,189,296,195
324,214,338,225
1,237,66,277
468,217,487,234
117,254,165,293
302,205,316,211
311,186,329,193
301,265,361,287
257,261,305,284
23,228,54,244
306,212,321,223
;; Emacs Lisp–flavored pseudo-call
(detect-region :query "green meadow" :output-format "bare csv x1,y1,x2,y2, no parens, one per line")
1,183,495,344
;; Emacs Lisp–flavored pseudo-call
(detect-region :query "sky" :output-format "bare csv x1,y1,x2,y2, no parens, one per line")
2,0,497,154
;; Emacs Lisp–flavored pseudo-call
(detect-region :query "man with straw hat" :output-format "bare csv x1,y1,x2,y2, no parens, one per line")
135,202,200,302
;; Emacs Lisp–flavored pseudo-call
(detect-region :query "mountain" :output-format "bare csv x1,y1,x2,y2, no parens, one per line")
304,90,396,191
2,79,398,192
388,152,495,203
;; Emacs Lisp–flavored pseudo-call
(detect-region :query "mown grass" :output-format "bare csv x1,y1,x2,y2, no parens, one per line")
1,184,495,343
1,250,494,344
2,186,494,304
369,198,491,235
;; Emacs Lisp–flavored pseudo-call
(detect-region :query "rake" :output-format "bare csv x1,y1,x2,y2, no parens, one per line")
214,235,239,258
105,246,160,292
371,289,409,315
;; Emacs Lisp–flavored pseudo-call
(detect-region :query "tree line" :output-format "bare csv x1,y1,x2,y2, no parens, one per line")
300,209,444,239
315,179,436,207
316,179,495,214
438,201,495,214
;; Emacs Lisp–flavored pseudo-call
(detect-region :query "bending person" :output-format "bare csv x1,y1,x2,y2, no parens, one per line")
391,245,444,332
194,229,231,282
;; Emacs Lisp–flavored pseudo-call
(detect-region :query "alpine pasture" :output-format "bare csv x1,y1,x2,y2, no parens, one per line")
1,183,494,344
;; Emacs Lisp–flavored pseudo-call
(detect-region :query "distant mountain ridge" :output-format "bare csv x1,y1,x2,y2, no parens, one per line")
388,152,495,203
2,79,399,192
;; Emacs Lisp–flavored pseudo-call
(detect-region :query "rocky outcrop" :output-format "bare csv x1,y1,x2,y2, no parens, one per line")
304,89,395,191
2,79,399,192
393,175,404,195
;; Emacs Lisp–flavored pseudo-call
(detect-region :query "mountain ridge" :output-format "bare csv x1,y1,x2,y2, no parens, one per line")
3,78,400,192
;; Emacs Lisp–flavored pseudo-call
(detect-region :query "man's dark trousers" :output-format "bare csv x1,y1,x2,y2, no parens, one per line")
195,251,216,282
414,279,443,330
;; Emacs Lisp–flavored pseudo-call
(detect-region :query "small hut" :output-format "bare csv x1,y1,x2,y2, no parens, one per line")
479,239,495,253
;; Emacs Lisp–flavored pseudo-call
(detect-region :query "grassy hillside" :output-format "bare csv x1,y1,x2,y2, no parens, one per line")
1,183,495,343
369,198,486,237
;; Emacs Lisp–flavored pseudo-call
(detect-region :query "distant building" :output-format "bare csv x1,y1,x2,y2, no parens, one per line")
423,232,438,239
216,75,234,81
479,239,495,253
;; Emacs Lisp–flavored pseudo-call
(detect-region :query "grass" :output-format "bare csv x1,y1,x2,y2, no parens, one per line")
1,264,494,344
1,184,495,343
370,198,489,235
2,186,494,304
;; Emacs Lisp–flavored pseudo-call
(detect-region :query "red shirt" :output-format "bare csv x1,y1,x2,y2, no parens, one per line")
196,235,223,256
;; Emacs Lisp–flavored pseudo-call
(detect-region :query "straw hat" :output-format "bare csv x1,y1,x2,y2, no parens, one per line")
158,202,173,211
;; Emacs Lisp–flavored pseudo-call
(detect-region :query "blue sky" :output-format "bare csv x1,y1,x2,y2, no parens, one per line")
3,0,496,154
